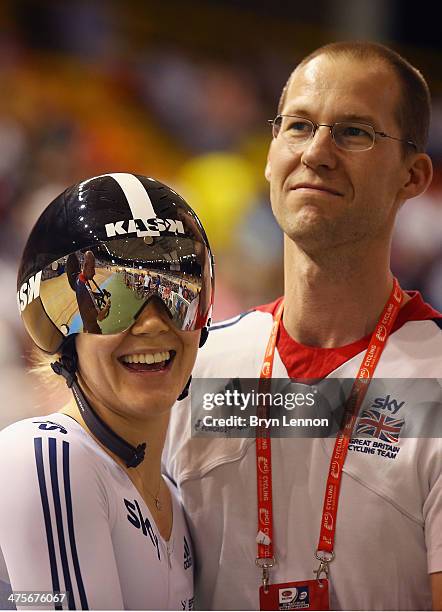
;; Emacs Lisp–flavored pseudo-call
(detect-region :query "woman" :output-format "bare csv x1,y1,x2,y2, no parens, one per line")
0,173,214,610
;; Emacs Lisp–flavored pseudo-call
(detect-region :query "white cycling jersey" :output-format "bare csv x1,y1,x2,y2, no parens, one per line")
0,413,194,610
165,292,442,610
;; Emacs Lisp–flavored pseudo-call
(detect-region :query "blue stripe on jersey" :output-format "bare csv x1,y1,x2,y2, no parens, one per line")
62,441,89,610
34,438,63,611
211,310,253,331
48,438,75,610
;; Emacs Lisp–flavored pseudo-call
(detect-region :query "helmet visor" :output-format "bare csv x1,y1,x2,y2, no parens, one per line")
19,234,213,352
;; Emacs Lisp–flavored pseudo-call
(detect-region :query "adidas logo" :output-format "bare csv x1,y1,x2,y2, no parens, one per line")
184,536,193,570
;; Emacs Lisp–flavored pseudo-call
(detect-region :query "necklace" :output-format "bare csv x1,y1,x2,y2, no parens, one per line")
144,477,163,511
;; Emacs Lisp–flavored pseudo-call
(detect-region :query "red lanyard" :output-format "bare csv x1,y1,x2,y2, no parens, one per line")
255,300,284,587
255,280,403,586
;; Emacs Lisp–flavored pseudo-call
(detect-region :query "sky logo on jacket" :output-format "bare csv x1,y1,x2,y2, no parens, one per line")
371,394,405,414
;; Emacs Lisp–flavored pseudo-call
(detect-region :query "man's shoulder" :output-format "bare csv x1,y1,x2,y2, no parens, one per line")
213,297,281,327
195,302,278,378
209,309,269,344
395,312,442,352
431,317,442,331
386,316,442,376
210,302,276,333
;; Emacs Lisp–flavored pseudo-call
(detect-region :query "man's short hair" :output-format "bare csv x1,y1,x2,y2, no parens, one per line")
278,41,431,153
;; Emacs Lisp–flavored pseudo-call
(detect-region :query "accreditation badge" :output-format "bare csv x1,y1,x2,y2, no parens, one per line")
259,579,329,611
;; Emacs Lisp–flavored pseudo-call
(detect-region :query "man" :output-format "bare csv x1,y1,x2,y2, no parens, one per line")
165,42,442,610
143,270,152,294
75,250,111,333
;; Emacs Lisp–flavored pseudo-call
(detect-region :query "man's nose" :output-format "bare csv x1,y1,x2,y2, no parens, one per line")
130,298,171,335
300,125,338,170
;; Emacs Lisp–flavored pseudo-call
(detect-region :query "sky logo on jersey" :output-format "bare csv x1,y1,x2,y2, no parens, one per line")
184,536,193,570
33,420,68,434
355,409,405,444
17,271,42,312
105,217,185,238
124,498,160,561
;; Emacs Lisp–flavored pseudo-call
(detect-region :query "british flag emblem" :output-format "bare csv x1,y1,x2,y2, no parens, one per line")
355,409,404,444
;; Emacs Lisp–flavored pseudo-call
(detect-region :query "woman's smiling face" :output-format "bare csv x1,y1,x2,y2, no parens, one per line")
75,297,200,421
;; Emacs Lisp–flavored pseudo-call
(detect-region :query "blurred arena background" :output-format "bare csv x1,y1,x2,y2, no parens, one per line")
1,0,441,426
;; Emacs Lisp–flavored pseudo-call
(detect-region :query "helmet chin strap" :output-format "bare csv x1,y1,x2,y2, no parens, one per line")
177,376,191,401
51,324,208,454
51,340,146,468
176,324,209,401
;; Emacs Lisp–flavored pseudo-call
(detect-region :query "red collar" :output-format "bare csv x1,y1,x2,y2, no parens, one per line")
256,292,441,378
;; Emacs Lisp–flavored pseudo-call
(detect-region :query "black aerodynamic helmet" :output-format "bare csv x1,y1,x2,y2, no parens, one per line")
17,173,214,354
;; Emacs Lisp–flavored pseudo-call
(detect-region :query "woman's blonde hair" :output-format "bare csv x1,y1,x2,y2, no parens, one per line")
29,346,65,391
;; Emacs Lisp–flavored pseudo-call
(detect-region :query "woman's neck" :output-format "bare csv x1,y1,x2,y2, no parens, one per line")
59,395,168,491
59,395,173,539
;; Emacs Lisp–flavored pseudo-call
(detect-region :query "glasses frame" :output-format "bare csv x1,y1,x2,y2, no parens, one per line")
269,115,417,152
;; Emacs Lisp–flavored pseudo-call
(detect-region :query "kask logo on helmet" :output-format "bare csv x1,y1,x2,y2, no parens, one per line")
105,217,185,238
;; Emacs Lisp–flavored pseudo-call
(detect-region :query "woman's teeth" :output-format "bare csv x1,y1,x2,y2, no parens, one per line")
121,351,170,364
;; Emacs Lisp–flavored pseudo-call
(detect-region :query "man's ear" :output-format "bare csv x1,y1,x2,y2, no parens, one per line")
265,159,271,182
400,153,433,201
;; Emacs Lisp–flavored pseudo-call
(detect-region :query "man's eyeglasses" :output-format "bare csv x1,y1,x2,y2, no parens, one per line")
269,115,417,152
